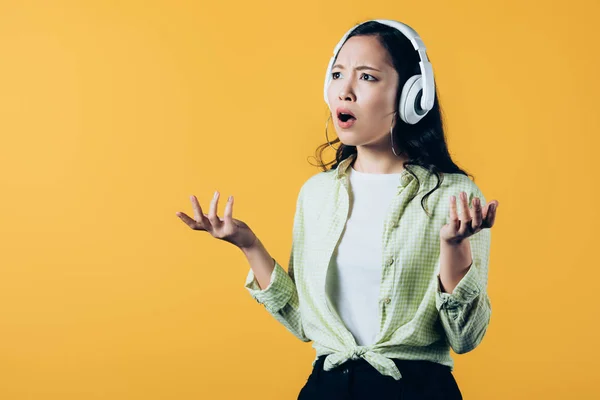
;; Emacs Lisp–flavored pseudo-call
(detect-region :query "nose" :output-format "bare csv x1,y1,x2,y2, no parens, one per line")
337,79,356,102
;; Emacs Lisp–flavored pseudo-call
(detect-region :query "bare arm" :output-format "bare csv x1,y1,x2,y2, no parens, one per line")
240,236,275,290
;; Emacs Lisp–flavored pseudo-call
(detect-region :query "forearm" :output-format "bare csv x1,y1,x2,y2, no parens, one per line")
436,236,491,353
240,236,276,290
242,239,309,342
438,238,472,294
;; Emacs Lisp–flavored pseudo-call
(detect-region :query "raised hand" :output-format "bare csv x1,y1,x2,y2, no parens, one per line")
176,191,258,250
440,191,499,245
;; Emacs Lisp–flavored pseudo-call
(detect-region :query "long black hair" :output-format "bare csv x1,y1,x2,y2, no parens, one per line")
310,21,474,216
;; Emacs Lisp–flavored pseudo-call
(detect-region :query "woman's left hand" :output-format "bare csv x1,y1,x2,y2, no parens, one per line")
440,191,499,245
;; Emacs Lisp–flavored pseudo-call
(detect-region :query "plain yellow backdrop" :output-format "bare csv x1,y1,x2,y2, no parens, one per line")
0,0,598,398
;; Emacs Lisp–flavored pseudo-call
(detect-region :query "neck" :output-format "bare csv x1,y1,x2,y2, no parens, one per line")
352,149,409,174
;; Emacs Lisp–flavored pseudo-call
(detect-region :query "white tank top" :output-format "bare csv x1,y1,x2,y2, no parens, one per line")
325,163,402,346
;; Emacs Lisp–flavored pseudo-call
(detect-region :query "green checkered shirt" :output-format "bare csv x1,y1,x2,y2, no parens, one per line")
245,153,492,380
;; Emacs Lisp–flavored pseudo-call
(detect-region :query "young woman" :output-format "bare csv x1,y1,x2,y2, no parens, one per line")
177,19,499,400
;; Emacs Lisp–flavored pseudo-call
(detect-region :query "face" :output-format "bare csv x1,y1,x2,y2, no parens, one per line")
327,35,400,149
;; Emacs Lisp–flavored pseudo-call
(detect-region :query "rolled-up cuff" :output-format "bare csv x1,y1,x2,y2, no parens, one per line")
435,261,483,312
245,259,295,314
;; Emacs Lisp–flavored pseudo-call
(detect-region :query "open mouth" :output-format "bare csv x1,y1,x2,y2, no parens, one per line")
338,113,356,122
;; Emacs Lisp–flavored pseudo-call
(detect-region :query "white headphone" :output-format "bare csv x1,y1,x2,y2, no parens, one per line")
324,19,435,125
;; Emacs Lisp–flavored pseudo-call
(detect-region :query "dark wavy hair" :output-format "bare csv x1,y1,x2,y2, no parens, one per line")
309,20,474,216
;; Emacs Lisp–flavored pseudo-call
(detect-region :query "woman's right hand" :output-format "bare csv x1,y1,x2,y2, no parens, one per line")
176,191,258,250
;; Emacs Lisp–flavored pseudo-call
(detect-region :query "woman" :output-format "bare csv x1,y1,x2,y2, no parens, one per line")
177,19,499,400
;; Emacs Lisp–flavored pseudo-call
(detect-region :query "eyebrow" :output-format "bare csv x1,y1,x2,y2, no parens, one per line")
331,64,382,72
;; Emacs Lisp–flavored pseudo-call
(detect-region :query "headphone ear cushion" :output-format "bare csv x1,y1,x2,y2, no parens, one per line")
399,75,427,125
324,56,335,107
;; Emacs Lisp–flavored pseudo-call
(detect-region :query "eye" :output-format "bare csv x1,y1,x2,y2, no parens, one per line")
330,71,377,81
361,73,376,81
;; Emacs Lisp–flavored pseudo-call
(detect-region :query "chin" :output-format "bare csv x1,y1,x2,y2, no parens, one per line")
336,130,364,145
337,139,364,148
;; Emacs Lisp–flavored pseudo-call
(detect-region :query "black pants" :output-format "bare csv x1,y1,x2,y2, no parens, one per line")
297,355,463,400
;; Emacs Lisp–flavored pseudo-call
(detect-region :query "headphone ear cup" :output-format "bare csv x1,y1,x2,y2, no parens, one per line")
399,75,427,125
324,56,335,107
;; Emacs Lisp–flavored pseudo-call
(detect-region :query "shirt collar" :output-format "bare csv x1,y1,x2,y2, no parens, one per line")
334,153,436,193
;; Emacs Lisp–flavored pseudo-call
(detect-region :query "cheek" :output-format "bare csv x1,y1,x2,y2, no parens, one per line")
327,81,340,101
326,87,337,110
363,90,396,115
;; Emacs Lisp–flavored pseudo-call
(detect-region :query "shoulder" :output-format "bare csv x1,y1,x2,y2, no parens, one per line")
291,169,337,214
297,169,336,198
429,171,488,212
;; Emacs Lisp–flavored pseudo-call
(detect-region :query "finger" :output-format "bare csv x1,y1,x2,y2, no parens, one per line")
458,191,473,236
482,200,494,221
448,194,459,232
190,195,203,221
223,194,234,225
485,201,498,227
472,197,483,229
176,211,201,230
207,190,222,228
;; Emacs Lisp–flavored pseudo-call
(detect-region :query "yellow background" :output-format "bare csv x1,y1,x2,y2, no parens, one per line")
0,0,598,398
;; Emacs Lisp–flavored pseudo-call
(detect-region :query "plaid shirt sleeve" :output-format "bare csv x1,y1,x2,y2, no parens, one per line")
244,184,311,342
435,183,492,354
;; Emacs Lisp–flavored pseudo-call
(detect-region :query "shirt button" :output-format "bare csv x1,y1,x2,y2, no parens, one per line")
384,298,391,304
387,258,394,266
